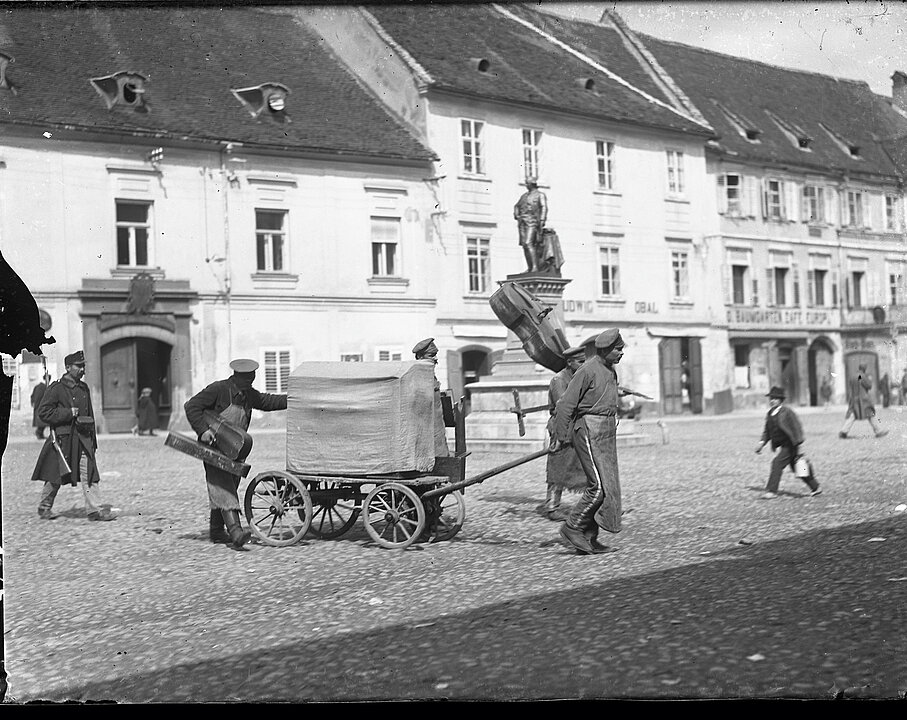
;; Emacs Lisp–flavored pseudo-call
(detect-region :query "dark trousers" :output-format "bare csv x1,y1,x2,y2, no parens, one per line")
767,445,818,493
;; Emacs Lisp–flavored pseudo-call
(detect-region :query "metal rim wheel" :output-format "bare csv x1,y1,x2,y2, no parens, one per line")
244,471,313,547
362,482,426,549
305,481,360,539
429,490,466,543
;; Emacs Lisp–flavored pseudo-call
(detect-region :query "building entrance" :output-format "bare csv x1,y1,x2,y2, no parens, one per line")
807,338,834,406
659,337,702,414
101,337,173,432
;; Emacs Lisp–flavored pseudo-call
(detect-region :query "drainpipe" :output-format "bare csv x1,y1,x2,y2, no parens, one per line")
219,142,237,360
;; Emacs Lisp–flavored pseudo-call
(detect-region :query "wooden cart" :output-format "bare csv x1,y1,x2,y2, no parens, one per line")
242,393,548,550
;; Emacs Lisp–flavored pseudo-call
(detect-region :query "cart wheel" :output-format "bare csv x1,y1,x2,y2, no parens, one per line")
363,482,425,549
429,490,466,543
244,471,312,547
306,481,360,539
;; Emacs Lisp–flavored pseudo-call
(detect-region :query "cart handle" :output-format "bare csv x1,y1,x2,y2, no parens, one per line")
421,448,550,499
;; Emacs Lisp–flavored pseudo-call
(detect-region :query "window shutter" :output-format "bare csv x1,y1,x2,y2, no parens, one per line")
862,193,872,229
766,268,775,307
761,178,769,218
721,260,730,303
752,277,759,306
845,274,852,308
743,176,756,217
807,269,815,307
824,187,837,225
785,181,798,222
716,174,727,214
800,186,809,222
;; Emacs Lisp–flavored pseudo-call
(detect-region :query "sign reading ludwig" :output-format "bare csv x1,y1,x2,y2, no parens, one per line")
726,308,835,326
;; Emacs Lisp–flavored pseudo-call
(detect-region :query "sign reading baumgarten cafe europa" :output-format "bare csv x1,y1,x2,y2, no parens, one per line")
726,308,836,327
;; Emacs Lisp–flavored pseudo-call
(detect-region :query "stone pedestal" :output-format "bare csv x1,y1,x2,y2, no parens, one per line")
465,272,654,453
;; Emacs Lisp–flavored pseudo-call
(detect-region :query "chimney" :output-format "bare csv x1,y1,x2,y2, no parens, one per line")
893,70,907,112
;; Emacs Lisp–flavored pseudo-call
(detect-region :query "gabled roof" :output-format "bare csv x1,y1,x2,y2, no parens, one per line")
0,6,435,162
363,4,712,137
640,33,907,179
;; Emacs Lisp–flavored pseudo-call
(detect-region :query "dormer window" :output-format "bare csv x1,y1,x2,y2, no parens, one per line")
577,77,596,91
711,100,761,143
472,58,491,73
819,123,862,160
764,109,811,151
0,52,17,94
232,82,291,124
90,71,148,112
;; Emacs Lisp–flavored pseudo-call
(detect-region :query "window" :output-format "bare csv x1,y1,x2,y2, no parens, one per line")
262,349,292,393
731,265,748,304
522,128,542,181
764,179,784,220
371,217,400,277
890,270,902,306
666,151,684,194
802,185,825,223
846,191,864,227
850,271,865,307
255,209,287,272
116,200,152,267
724,174,742,215
461,119,484,175
733,345,750,388
773,267,788,305
808,269,827,307
599,246,620,296
466,236,491,293
595,140,616,190
886,195,899,231
340,353,363,362
376,348,404,361
792,262,801,306
670,250,689,299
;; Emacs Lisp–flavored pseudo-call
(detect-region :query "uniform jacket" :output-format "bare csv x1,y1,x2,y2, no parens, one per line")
546,366,574,436
760,404,804,450
184,378,286,438
31,374,99,485
553,355,619,443
31,382,47,429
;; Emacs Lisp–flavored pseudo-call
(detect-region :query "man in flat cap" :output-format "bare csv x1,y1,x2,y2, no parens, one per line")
552,329,625,554
413,338,450,457
539,345,587,520
185,358,287,549
31,350,116,521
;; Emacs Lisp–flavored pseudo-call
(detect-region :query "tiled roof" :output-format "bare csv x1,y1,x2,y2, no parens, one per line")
364,4,711,137
640,34,907,179
0,6,435,162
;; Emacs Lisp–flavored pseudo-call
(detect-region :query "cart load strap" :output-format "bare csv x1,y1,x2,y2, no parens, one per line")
287,361,436,476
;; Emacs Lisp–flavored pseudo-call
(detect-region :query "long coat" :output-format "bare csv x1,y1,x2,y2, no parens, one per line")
136,396,158,431
31,382,47,429
184,378,287,437
846,373,875,419
760,404,804,450
31,375,100,486
546,367,586,492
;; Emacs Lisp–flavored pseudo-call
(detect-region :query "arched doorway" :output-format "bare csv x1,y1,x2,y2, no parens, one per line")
807,337,835,406
101,337,173,432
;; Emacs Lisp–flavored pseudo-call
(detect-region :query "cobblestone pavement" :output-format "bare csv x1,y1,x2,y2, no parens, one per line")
2,406,906,702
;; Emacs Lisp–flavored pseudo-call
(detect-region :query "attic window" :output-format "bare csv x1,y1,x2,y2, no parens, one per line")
0,52,17,94
232,83,291,124
473,58,491,73
577,77,596,91
711,101,761,143
764,109,811,152
90,71,148,112
819,123,862,160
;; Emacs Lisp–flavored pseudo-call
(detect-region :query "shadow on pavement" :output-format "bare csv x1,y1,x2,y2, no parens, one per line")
35,514,907,703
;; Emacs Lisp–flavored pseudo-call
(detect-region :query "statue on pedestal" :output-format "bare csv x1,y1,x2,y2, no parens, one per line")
513,176,563,276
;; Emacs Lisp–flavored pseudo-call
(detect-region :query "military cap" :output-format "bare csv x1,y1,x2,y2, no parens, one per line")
412,337,437,358
563,345,585,358
229,358,259,373
595,328,624,349
581,334,598,347
64,350,85,366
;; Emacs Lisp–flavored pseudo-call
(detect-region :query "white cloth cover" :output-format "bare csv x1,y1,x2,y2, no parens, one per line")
286,361,436,475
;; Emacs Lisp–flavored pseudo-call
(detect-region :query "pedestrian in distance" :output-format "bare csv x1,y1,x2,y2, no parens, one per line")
539,345,587,521
134,387,158,436
551,328,625,555
184,358,287,550
30,350,117,521
755,386,821,500
839,364,888,439
30,374,49,439
819,374,833,410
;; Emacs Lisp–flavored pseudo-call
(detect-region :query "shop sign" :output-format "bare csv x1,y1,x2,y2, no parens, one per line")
634,301,658,314
563,300,596,314
726,308,835,326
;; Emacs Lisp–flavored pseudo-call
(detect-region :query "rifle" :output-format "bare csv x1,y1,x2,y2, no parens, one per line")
619,386,653,400
43,355,72,482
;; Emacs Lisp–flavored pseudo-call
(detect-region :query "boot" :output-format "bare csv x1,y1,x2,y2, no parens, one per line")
221,509,252,550
209,509,230,544
559,523,595,554
541,485,562,516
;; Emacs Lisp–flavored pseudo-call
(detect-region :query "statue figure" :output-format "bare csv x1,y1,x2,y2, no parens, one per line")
513,176,547,273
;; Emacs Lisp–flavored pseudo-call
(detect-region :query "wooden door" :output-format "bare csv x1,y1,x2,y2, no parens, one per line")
101,338,137,432
659,338,683,415
689,337,703,414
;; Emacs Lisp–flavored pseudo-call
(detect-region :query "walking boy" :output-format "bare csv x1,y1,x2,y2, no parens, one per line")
755,386,821,499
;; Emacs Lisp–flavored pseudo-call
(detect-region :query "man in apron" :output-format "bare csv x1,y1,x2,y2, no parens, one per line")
184,358,287,549
552,329,625,555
